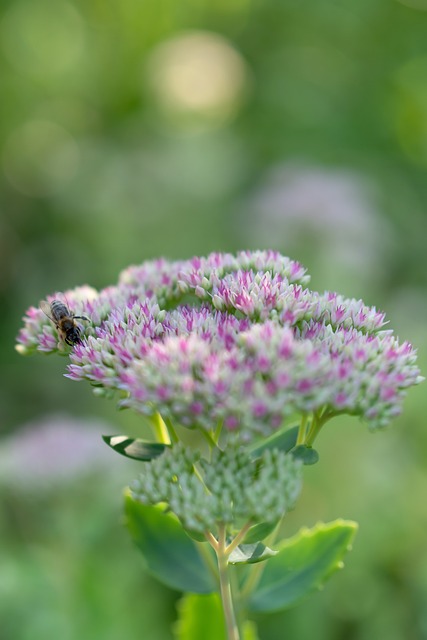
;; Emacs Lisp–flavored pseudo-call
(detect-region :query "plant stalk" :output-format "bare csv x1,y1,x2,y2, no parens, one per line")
296,413,309,445
217,525,240,640
150,412,171,444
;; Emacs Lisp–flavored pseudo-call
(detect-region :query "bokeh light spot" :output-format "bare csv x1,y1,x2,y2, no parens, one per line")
145,31,250,130
2,120,80,197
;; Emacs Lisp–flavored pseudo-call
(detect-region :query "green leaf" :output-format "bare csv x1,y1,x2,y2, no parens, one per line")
103,435,168,460
250,425,299,458
229,543,277,565
248,519,358,612
124,492,216,594
174,593,226,640
250,426,319,465
242,521,278,544
181,526,208,543
290,445,319,465
174,594,259,640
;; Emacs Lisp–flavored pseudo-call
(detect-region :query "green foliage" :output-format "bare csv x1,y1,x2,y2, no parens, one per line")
125,488,358,623
102,435,168,460
174,594,259,640
290,445,319,465
242,521,278,545
174,594,227,640
250,426,319,465
124,493,215,594
248,520,358,613
3,0,427,637
0,475,176,640
131,442,302,536
228,543,277,565
250,425,299,458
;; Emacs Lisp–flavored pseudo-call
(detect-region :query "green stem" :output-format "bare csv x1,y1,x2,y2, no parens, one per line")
214,418,224,444
205,530,219,551
230,568,245,640
150,412,171,444
240,517,283,600
225,521,253,555
296,413,309,445
305,407,335,446
199,427,218,451
217,525,240,640
193,462,208,487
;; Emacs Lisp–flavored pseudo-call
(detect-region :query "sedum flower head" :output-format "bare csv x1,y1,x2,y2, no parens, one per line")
130,443,302,535
16,251,423,440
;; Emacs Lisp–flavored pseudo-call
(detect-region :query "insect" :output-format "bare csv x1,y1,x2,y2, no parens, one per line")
40,299,90,347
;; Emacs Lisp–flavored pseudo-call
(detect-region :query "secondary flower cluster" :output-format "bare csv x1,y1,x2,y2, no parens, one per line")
130,443,302,535
16,251,422,440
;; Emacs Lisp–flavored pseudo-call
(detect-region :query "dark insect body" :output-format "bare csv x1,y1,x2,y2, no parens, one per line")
40,299,89,346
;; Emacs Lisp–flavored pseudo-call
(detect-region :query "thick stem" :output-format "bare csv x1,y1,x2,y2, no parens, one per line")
217,525,240,640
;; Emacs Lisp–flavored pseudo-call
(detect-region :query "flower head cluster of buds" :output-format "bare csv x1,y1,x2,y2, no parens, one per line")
17,251,423,441
130,443,302,535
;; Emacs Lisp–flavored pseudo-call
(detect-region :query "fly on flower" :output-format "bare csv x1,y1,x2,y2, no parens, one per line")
40,299,90,347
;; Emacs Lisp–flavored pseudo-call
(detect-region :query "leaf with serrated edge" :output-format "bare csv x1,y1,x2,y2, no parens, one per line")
248,519,357,613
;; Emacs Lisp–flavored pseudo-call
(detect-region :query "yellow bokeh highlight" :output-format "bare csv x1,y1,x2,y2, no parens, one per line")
145,31,250,130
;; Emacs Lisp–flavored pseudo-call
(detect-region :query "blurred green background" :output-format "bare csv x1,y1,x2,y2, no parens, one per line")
1,0,427,638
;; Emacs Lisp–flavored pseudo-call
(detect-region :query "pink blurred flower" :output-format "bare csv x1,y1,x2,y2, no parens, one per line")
0,415,126,487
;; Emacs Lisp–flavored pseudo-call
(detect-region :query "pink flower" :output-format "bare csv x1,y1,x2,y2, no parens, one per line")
16,251,423,440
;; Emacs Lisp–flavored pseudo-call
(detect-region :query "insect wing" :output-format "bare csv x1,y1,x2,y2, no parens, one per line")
40,300,54,323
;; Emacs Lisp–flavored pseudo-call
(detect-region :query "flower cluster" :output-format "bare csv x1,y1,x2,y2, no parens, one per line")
130,443,302,535
16,251,422,440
